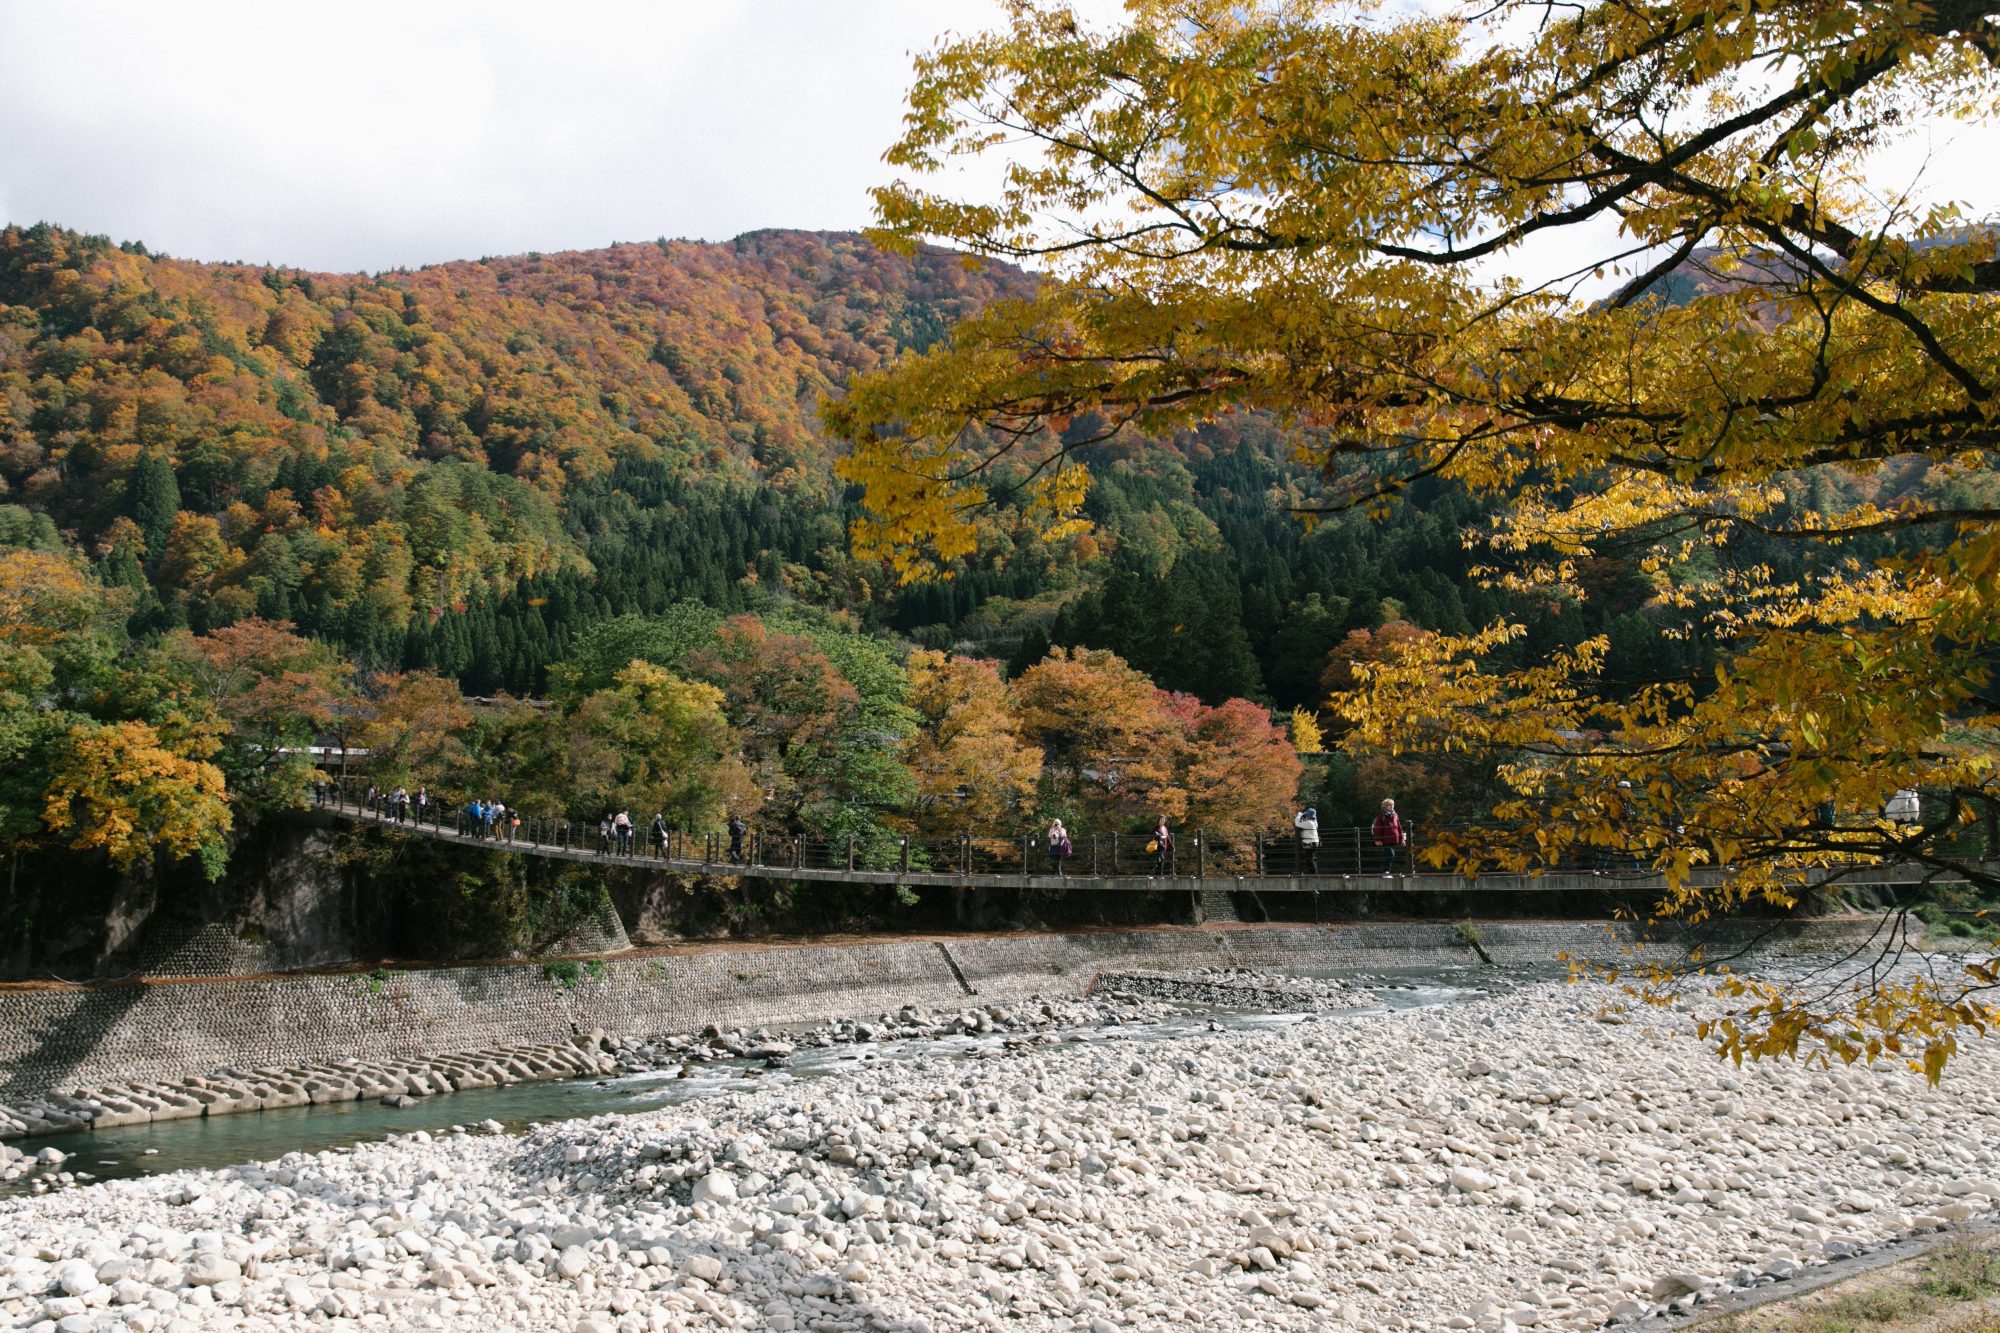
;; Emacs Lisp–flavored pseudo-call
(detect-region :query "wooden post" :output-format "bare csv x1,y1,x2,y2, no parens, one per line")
1197,830,1206,880
1091,835,1100,877
900,837,910,872
1255,832,1264,876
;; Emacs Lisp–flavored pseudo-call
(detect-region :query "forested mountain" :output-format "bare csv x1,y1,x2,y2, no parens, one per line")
1,220,1915,726
0,224,1028,675
0,222,1500,710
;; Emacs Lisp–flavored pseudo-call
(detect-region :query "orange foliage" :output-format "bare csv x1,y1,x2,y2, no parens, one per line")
906,650,1043,829
0,224,1030,627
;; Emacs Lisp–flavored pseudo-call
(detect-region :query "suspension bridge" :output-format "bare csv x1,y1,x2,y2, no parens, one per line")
313,783,1976,897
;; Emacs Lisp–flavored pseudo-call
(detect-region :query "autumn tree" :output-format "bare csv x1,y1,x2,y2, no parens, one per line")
0,549,121,857
1319,623,1428,710
355,671,475,792
1010,646,1180,825
686,617,858,769
0,546,107,654
0,549,232,877
167,618,353,813
906,650,1043,830
682,614,918,842
832,0,2000,1071
1165,694,1303,839
1288,707,1324,758
42,720,232,879
684,616,860,819
565,661,755,830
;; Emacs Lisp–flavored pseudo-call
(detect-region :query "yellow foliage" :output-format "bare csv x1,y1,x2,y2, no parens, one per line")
905,650,1045,828
42,720,232,874
1288,706,1324,756
841,0,2000,1071
0,548,104,648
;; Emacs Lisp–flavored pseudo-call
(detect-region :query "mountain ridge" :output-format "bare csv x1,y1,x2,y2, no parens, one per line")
0,223,1031,649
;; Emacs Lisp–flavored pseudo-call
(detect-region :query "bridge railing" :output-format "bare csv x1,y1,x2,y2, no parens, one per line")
312,777,1992,881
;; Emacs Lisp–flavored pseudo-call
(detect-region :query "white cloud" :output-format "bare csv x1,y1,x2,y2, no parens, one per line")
0,0,1006,271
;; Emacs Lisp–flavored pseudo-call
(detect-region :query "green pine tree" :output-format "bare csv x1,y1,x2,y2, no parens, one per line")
127,450,181,562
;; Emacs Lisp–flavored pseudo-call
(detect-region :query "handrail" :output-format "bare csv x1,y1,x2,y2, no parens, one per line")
310,777,1990,886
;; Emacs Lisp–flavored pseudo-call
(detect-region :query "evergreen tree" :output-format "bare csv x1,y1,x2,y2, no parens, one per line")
127,451,181,563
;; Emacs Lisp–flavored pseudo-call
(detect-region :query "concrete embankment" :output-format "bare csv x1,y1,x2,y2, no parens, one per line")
0,917,1881,1142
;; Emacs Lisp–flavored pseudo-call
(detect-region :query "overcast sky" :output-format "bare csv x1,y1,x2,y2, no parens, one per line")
0,0,1012,273
2,1,1994,277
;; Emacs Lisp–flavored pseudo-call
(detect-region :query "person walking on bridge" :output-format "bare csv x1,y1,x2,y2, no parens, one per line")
614,809,634,855
727,814,747,864
1046,818,1073,876
651,812,670,857
1293,807,1320,873
1150,817,1174,877
1373,798,1409,877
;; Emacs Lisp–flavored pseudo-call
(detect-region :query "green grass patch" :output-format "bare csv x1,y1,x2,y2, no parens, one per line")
1706,1237,2000,1332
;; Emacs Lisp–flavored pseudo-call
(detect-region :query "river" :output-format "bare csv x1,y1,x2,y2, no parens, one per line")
10,968,1493,1191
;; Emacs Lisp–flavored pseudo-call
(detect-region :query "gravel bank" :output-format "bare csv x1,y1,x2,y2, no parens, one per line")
1087,968,1364,1012
2,971,1996,1333
0,994,1183,1150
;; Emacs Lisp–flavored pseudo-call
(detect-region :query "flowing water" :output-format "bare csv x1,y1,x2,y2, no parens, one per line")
9,968,1496,1192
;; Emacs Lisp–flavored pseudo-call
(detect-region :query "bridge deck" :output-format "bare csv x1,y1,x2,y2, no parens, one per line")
318,801,1968,893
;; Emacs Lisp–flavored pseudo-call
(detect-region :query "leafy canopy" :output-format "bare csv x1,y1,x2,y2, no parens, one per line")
833,0,2000,1074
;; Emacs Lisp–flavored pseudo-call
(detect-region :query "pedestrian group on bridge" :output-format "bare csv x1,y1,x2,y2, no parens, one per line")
331,777,1421,878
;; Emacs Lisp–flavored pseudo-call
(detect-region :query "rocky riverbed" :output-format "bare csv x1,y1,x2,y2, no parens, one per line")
1087,967,1364,1012
0,992,1188,1151
3,969,1997,1332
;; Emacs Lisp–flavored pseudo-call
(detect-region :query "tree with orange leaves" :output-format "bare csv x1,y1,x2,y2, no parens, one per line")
355,672,476,791
1166,694,1302,839
906,650,1043,830
1010,646,1180,826
166,618,353,813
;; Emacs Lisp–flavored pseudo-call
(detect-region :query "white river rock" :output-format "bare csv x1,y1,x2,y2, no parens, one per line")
0,969,1995,1331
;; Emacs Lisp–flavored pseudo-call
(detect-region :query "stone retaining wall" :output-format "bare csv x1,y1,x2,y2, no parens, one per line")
0,916,1882,1107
